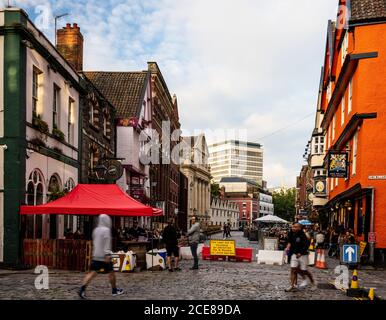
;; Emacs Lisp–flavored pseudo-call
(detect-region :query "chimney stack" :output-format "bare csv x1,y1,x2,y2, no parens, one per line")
56,23,83,71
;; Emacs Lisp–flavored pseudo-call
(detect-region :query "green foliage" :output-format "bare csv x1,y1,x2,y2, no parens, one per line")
272,188,296,222
32,114,49,134
52,126,65,142
29,137,46,148
48,189,67,202
211,183,221,199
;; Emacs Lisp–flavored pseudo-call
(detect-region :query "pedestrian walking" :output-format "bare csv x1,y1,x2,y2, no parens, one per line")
346,229,356,244
226,223,232,238
328,229,339,257
79,214,124,299
162,219,181,272
285,223,317,292
223,224,228,239
315,229,325,249
187,216,201,270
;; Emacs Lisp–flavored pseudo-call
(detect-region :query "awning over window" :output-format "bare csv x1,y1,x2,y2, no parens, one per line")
20,184,163,217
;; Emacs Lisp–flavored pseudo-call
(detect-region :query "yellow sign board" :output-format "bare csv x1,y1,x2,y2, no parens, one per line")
210,240,236,256
359,241,367,256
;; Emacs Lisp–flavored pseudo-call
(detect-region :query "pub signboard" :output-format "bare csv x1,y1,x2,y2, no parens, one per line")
327,152,349,178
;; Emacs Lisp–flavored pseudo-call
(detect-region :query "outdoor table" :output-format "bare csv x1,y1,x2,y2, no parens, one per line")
121,240,149,270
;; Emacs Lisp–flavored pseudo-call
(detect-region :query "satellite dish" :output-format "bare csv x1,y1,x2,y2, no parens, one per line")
105,160,124,181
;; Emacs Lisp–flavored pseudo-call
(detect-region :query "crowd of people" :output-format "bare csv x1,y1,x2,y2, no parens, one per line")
291,224,356,257
250,221,359,292
79,214,202,299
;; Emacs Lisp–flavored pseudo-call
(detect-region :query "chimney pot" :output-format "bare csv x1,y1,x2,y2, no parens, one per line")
73,23,78,29
66,23,71,28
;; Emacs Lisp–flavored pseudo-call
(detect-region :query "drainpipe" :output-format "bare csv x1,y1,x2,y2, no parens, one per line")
369,187,375,264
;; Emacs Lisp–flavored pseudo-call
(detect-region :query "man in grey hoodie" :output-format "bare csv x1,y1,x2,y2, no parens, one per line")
79,214,124,299
187,216,201,270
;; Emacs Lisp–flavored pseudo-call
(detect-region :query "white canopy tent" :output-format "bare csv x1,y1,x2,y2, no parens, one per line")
254,214,289,224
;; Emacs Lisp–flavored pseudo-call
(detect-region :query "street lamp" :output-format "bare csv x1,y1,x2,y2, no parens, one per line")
54,13,69,46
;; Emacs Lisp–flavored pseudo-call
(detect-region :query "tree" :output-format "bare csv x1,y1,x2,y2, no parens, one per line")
210,183,221,200
272,188,296,222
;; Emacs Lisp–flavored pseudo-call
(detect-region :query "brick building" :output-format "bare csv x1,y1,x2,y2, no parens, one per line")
300,0,386,264
147,62,181,225
219,177,260,229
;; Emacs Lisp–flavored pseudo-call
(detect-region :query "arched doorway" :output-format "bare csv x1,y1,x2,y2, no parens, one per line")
48,174,62,239
25,169,45,239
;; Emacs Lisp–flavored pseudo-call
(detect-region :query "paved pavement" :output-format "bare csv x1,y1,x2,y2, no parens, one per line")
0,232,384,300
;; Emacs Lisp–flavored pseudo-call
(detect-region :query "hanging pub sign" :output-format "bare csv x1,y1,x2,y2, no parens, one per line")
313,177,327,196
327,152,349,178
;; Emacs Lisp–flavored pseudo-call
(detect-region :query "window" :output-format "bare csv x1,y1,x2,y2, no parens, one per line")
103,110,111,139
332,115,336,140
32,68,41,117
64,178,75,192
330,178,333,191
53,84,60,129
348,79,353,114
89,103,94,124
352,130,358,175
89,149,95,172
327,83,332,102
314,136,319,154
103,115,108,136
328,126,332,149
341,94,345,125
342,32,349,66
68,98,74,144
25,169,45,239
335,177,338,187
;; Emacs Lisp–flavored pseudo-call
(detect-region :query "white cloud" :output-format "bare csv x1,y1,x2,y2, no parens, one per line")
16,0,340,187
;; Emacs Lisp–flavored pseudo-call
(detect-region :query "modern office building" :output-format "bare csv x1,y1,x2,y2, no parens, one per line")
208,140,263,185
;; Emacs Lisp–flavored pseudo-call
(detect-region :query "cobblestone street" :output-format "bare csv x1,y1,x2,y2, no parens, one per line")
1,232,374,300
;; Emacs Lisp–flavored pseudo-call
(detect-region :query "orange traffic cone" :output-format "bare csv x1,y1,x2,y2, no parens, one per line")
315,249,328,269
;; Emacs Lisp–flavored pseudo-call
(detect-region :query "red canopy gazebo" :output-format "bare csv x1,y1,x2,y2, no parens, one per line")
20,184,163,216
20,184,163,271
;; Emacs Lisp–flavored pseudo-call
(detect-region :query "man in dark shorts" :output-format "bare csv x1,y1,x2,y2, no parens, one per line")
79,214,124,299
285,223,317,292
162,219,181,272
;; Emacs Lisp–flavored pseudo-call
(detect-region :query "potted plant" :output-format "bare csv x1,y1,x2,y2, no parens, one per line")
29,137,46,148
32,114,49,135
52,125,65,142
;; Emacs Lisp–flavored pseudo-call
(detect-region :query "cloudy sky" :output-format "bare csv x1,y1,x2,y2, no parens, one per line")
12,0,339,187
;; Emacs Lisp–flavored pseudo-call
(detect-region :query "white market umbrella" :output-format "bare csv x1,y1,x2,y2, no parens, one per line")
298,219,312,226
254,214,289,224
